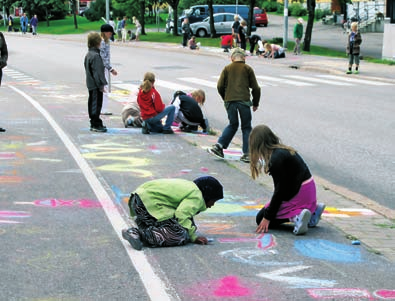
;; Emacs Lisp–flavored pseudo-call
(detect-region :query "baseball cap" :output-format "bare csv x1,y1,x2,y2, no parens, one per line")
101,24,114,33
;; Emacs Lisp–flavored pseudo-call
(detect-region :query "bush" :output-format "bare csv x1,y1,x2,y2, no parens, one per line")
262,1,281,13
288,3,307,16
315,8,331,20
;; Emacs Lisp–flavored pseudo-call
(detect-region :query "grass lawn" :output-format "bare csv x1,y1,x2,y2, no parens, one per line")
2,15,393,65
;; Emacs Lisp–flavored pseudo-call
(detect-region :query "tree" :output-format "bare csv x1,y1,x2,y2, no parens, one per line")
16,0,68,22
208,0,216,37
166,0,180,36
69,0,78,29
303,0,315,51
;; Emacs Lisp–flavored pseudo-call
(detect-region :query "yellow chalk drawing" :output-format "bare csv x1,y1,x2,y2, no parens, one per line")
199,223,255,237
324,207,376,217
81,142,152,177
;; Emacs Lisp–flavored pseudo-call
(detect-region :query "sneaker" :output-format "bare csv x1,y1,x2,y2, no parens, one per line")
125,117,134,128
122,228,143,250
293,209,312,235
240,154,250,163
90,126,107,133
346,70,352,74
308,203,326,228
0,128,5,132
354,70,359,74
141,122,150,134
207,143,224,159
163,129,174,134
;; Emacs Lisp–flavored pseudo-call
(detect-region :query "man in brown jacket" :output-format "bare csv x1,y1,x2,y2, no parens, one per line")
208,48,261,163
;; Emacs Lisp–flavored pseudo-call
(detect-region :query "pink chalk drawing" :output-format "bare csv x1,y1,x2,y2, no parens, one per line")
374,290,395,299
15,199,102,208
218,233,276,250
307,288,372,299
184,275,255,299
200,167,209,172
0,152,17,159
0,211,31,224
214,276,252,297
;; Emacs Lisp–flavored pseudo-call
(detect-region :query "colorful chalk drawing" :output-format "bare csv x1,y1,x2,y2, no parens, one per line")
204,194,262,217
81,142,152,177
111,185,131,205
374,289,395,299
257,266,337,289
184,275,257,299
308,288,372,299
218,233,277,250
324,207,376,217
294,239,362,263
0,210,31,224
14,199,104,208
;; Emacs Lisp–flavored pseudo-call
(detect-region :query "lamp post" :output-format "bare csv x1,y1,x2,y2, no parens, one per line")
106,0,109,22
283,0,289,48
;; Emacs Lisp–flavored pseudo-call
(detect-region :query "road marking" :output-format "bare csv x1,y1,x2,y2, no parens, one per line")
257,265,337,288
256,75,315,86
317,75,393,86
284,75,354,86
156,79,194,91
8,85,174,301
178,77,218,88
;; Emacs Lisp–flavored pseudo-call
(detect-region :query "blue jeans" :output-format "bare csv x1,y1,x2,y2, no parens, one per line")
218,101,252,154
146,105,175,133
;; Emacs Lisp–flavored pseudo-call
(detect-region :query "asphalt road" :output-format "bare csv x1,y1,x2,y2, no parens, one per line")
0,33,394,300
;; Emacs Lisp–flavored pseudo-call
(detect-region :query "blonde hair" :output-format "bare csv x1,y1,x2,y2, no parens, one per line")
140,80,152,93
190,89,206,105
143,72,155,83
249,125,296,179
240,20,247,26
263,43,272,52
100,31,110,43
351,22,358,31
87,32,102,48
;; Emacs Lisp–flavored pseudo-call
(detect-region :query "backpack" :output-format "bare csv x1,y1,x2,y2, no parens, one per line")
171,90,187,104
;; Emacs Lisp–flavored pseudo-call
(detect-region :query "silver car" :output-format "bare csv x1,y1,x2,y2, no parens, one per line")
190,13,244,37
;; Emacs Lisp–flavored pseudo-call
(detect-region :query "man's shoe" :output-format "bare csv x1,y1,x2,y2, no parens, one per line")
90,126,107,133
207,143,224,159
122,228,143,250
240,154,250,163
293,209,312,235
308,203,326,227
163,129,174,134
141,122,150,134
346,70,352,74
0,128,5,132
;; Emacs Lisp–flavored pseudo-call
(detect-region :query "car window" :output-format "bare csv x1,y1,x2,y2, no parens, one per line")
214,15,224,23
203,17,210,23
254,9,263,14
224,14,235,22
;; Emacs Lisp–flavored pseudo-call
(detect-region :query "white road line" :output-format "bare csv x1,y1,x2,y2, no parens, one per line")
317,75,393,86
156,79,195,91
8,85,174,301
178,77,218,88
256,75,315,86
112,83,140,92
284,75,354,86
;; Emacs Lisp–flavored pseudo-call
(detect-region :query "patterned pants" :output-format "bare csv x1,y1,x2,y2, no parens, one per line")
128,194,190,247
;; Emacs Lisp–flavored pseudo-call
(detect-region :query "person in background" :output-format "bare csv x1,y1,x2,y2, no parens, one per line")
122,176,224,250
137,72,175,134
238,20,247,51
248,34,262,55
346,22,362,74
84,32,108,133
99,24,118,116
181,18,192,47
232,15,240,47
116,17,122,42
188,36,200,50
293,18,304,55
121,16,127,43
20,13,28,34
7,15,14,32
172,89,208,133
133,16,142,41
249,124,325,235
30,14,38,36
220,34,233,52
208,48,261,163
0,31,8,132
263,43,286,59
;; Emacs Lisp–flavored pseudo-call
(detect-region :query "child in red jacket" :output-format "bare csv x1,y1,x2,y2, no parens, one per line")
137,72,175,134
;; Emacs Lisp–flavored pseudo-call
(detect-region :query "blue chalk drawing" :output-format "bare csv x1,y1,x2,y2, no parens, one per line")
294,239,362,263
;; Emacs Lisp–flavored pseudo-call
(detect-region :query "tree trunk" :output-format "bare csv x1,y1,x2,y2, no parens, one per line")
140,0,146,35
303,0,316,52
168,0,180,36
208,0,216,37
71,0,78,29
248,0,256,36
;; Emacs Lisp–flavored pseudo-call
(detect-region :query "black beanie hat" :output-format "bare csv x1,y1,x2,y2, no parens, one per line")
193,176,224,204
101,24,114,33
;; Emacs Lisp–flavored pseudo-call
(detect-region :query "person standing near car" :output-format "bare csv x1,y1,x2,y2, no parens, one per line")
20,13,28,34
238,20,247,51
1,31,9,132
30,15,38,36
182,18,192,47
7,15,14,32
232,15,240,47
293,18,303,55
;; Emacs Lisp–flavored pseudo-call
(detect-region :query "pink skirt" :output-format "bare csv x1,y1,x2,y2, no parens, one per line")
265,177,317,219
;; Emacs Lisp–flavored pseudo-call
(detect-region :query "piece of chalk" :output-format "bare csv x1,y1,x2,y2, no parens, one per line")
352,240,360,245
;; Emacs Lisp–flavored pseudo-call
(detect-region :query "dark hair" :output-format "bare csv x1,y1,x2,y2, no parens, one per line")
193,176,223,204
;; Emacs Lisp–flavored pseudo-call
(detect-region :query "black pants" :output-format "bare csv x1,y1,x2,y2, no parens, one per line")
182,33,189,47
129,194,190,247
88,88,104,128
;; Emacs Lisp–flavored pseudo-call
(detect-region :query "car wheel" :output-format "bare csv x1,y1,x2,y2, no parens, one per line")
197,28,207,38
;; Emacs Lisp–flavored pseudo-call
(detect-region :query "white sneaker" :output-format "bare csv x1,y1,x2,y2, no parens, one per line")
308,203,326,228
293,209,312,235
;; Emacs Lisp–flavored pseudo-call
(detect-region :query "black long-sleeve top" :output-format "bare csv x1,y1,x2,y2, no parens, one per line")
264,148,312,221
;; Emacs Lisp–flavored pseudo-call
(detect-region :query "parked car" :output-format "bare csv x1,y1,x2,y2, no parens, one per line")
254,7,268,27
79,7,88,16
190,13,255,37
